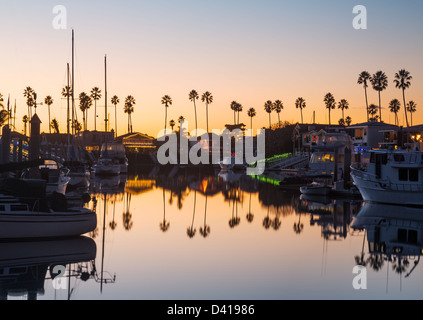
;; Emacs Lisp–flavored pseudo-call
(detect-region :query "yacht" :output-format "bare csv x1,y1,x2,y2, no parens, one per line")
351,147,423,206
98,142,128,175
0,180,97,240
21,159,70,196
92,158,121,176
308,132,354,180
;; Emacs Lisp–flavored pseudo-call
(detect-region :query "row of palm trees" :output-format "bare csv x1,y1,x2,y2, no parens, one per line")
18,86,137,136
357,69,416,126
5,69,419,137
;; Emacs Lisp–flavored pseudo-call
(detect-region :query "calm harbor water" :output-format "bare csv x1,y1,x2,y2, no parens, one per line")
3,167,423,300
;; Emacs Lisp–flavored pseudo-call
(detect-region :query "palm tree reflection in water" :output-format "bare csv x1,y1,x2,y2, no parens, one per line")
187,190,197,239
160,189,170,233
199,195,210,238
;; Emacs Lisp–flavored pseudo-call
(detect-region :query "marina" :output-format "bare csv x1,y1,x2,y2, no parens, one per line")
0,0,422,304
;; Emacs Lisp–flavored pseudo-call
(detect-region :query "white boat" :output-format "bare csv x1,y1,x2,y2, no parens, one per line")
0,196,97,240
64,161,91,191
0,180,97,240
351,147,423,206
300,182,332,196
21,159,70,196
219,155,245,172
92,158,120,176
308,132,354,181
99,143,128,175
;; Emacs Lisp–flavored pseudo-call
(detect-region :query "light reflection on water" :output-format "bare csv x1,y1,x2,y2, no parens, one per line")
2,167,423,300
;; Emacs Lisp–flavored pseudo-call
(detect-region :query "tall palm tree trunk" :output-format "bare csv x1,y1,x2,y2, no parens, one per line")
165,107,168,133
378,92,382,122
193,101,198,132
301,109,304,124
48,107,51,134
268,114,271,129
403,90,409,128
365,87,369,122
206,104,209,133
94,102,97,131
115,104,118,137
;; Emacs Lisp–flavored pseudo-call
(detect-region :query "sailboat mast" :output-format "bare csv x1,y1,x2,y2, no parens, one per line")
67,63,71,161
105,55,108,133
71,29,75,136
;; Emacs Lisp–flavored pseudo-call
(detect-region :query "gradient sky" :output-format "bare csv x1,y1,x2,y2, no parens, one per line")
1,0,422,137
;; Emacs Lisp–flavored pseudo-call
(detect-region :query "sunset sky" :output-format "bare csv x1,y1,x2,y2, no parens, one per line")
1,0,422,137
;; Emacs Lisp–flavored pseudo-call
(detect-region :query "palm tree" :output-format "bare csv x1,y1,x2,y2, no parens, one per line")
0,110,8,128
111,95,120,137
247,108,256,135
394,69,413,128
50,118,60,133
201,92,213,133
90,87,102,131
62,86,73,132
345,116,352,127
73,120,82,133
407,101,417,127
169,119,176,132
323,93,336,125
23,87,35,128
388,99,401,126
236,103,243,125
79,92,92,131
230,101,239,124
22,115,29,136
124,96,136,133
370,71,388,122
264,100,273,129
189,90,199,133
273,100,283,128
161,95,172,133
357,71,371,121
368,104,379,122
44,96,54,134
295,97,306,124
338,99,349,121
0,93,4,109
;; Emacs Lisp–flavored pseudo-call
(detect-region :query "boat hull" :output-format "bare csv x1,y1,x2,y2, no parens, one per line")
351,172,423,206
0,210,97,240
300,185,331,196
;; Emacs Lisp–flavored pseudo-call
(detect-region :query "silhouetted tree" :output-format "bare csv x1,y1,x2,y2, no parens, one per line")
370,71,388,122
394,69,412,128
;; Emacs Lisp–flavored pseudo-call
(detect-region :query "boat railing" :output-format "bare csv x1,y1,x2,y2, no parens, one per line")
350,167,380,181
387,183,423,193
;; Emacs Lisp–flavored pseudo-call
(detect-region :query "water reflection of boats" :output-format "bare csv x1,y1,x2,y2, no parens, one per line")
296,195,362,240
0,236,96,300
352,203,423,258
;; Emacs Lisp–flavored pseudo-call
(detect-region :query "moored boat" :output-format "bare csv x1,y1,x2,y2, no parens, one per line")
0,179,97,240
351,147,423,206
